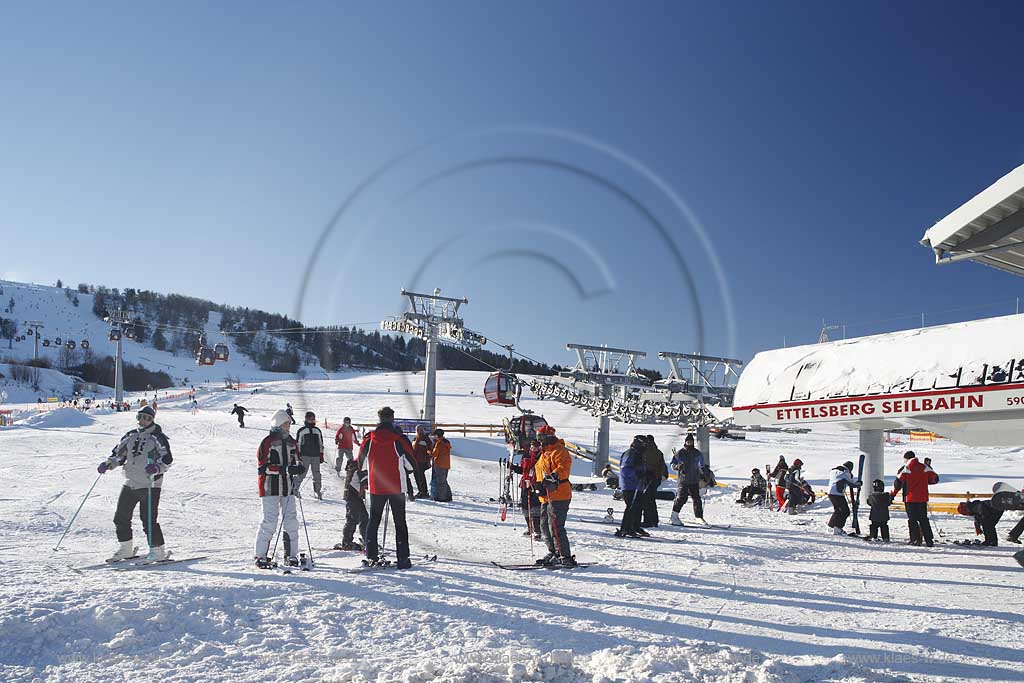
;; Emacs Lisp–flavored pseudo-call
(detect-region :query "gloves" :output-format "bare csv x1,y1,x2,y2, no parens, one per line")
97,461,110,474
854,480,863,488
144,463,160,475
287,464,305,476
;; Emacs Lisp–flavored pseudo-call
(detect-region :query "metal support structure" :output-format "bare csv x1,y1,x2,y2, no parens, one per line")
697,424,711,468
25,321,43,361
859,429,885,492
595,384,611,475
103,309,132,407
382,288,476,425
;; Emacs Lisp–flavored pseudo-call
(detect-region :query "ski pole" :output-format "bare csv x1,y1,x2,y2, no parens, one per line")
147,473,154,550
52,472,103,551
295,482,314,567
381,498,391,562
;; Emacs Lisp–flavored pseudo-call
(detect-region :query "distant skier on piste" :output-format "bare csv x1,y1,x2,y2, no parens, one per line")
614,435,648,538
534,425,575,566
429,428,453,502
826,460,860,535
295,411,325,500
891,451,937,547
334,416,357,475
285,403,296,425
230,404,249,428
865,479,892,542
670,434,705,525
358,406,416,568
254,410,306,569
97,405,173,563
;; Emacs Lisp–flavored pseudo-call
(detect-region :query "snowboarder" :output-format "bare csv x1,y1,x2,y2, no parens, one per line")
358,406,416,568
429,428,453,502
737,468,767,505
97,405,174,562
334,417,357,475
285,403,296,425
891,451,937,547
639,435,668,528
409,425,432,499
826,460,859,535
784,459,809,514
865,479,893,542
534,425,575,566
337,448,369,551
670,434,706,525
509,438,543,539
614,435,648,538
295,411,325,500
254,410,306,568
769,456,789,511
230,404,249,428
957,499,1004,546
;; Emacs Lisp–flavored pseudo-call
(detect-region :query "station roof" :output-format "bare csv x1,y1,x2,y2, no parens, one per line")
921,163,1024,276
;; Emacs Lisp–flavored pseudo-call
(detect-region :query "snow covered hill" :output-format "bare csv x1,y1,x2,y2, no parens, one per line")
2,370,1022,683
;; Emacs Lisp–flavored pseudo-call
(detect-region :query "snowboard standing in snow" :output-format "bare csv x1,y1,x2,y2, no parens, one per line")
97,405,174,564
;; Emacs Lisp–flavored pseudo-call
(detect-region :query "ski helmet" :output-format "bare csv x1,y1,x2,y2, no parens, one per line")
903,450,916,460
871,479,884,492
957,501,970,516
271,410,291,428
792,458,803,468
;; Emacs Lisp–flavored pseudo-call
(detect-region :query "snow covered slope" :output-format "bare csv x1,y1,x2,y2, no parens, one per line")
2,370,1022,683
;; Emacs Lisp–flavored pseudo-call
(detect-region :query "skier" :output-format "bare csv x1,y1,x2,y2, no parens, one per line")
429,428,453,502
670,434,705,525
736,468,767,505
334,416,358,475
826,460,859,535
891,451,937,547
254,410,305,568
769,456,789,511
190,399,199,415
97,405,173,562
614,435,648,538
409,425,432,499
358,406,416,568
231,404,249,428
336,447,369,551
957,499,1004,546
865,479,893,542
784,459,809,515
639,435,668,528
509,438,543,539
295,411,325,500
534,425,575,566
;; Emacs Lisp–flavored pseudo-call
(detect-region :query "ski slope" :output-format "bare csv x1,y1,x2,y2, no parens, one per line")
2,370,1022,683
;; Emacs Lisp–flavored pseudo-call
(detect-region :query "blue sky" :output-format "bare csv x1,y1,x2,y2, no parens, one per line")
3,2,1024,368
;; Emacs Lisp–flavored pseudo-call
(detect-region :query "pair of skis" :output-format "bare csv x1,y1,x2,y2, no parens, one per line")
77,552,207,572
490,560,593,571
848,453,867,536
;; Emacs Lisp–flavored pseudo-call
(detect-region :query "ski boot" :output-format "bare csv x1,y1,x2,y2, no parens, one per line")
299,553,313,571
670,512,683,526
635,528,651,537
146,546,170,562
559,555,578,569
255,556,276,570
613,529,626,538
107,541,138,563
284,556,300,568
316,491,323,501
536,552,558,566
396,557,412,570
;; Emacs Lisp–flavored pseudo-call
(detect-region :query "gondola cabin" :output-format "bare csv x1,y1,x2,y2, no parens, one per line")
80,340,90,350
197,347,216,366
66,340,76,350
214,343,229,361
42,339,50,347
54,337,62,346
108,329,122,342
505,414,550,453
484,371,518,406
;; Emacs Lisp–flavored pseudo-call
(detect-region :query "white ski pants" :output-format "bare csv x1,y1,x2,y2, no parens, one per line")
255,495,299,559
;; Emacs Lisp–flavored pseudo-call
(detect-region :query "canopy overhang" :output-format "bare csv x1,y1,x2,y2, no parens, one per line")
921,163,1024,276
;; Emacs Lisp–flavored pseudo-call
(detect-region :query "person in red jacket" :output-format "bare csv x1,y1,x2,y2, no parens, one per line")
409,425,432,499
334,417,357,475
357,406,416,568
891,450,938,547
509,439,543,539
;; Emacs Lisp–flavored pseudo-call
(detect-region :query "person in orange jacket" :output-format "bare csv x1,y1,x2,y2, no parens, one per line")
429,428,453,502
534,425,576,567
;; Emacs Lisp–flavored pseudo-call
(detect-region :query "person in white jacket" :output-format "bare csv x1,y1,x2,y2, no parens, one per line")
97,406,173,562
826,460,860,535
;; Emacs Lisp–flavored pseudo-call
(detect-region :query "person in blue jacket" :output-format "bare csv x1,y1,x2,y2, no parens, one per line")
615,435,649,538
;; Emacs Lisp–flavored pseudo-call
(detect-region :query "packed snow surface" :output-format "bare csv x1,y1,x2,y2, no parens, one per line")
2,370,1022,683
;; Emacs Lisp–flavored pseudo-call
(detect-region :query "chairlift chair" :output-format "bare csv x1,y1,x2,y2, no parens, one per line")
80,340,90,350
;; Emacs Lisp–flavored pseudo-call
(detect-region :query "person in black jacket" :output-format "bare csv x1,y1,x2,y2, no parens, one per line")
294,412,325,500
736,468,767,505
230,404,249,428
958,499,1004,546
865,479,892,542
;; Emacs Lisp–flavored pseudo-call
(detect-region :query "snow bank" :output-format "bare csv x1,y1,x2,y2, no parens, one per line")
17,407,95,429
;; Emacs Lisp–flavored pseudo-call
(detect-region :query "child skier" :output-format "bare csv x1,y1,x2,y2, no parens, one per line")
826,460,859,535
958,499,1004,546
429,428,453,502
254,410,306,568
335,450,369,551
865,479,892,542
97,405,173,562
509,438,543,539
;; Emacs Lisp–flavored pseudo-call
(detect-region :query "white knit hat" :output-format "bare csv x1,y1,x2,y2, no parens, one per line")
271,410,291,428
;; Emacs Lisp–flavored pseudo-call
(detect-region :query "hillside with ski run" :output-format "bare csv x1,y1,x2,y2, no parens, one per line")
2,370,1022,683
